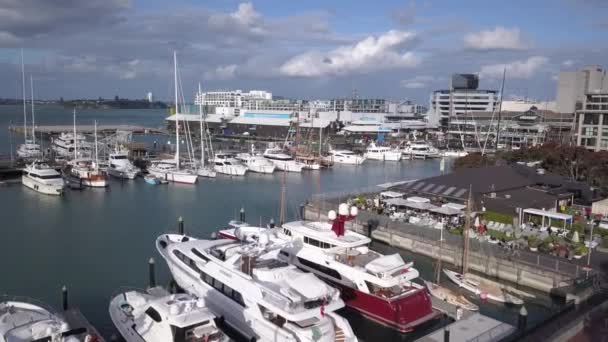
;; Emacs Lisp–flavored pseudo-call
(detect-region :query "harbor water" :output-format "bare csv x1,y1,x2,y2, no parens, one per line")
1,105,564,340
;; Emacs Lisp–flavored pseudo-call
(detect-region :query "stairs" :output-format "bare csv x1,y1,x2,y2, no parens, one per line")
334,327,346,342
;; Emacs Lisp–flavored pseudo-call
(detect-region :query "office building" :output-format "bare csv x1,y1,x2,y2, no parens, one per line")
556,65,608,113
575,92,608,151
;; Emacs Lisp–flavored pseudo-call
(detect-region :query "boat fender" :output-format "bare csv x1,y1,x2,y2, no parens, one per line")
480,292,488,300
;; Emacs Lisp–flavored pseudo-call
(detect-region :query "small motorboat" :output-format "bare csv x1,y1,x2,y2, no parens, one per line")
443,269,524,305
144,174,160,185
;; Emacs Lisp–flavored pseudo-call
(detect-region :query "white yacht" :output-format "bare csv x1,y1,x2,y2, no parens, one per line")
325,149,365,165
109,287,228,342
213,152,248,176
363,143,401,161
148,159,198,184
67,159,108,188
22,160,65,195
108,147,140,179
156,235,357,342
52,133,91,159
17,141,42,159
402,141,440,159
263,148,304,172
274,219,437,332
0,297,96,341
236,148,276,174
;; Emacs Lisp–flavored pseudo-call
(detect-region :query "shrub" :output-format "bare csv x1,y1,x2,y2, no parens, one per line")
574,245,589,256
484,211,514,225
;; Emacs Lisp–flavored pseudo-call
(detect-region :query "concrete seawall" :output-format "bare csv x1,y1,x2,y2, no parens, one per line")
304,204,576,294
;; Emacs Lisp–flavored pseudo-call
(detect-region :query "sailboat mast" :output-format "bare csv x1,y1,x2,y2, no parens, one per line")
279,170,286,224
21,49,27,142
436,224,444,283
462,185,473,275
94,120,98,166
73,108,77,160
30,75,35,145
198,82,205,167
174,51,180,169
495,67,506,151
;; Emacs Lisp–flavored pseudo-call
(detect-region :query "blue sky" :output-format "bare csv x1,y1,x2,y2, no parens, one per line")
0,0,606,103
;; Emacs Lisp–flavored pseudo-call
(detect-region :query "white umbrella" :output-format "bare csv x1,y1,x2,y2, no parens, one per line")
474,216,481,228
572,231,580,243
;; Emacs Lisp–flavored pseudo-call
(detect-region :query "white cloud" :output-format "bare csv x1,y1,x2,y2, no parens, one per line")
231,2,260,26
400,75,434,89
204,64,238,80
562,59,574,67
480,56,548,79
464,26,527,50
280,30,420,77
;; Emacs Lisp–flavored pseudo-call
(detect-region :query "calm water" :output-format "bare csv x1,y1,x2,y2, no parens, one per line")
0,105,562,341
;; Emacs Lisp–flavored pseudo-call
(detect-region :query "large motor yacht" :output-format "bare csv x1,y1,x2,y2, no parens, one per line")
263,148,304,172
363,143,401,161
236,152,275,174
17,140,42,159
402,141,440,159
22,160,65,195
274,220,437,332
148,159,198,184
109,287,229,342
213,152,248,176
107,147,140,179
0,296,98,341
156,234,357,342
52,133,90,159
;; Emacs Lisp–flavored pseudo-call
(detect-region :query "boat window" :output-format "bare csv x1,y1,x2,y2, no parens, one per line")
200,270,245,307
297,257,341,280
212,278,223,292
191,248,210,262
279,250,289,257
145,307,162,322
283,228,292,236
40,174,62,180
215,162,223,166
113,155,128,159
303,237,320,248
173,250,201,274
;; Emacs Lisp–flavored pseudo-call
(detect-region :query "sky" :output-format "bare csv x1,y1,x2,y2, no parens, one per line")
0,0,606,103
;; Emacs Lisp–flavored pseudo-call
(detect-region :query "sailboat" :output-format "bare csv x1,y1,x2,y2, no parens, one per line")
16,54,42,159
148,51,198,184
424,220,478,311
67,117,108,188
196,83,216,178
443,188,523,305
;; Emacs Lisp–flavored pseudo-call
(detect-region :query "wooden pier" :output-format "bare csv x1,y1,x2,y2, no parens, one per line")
10,124,166,135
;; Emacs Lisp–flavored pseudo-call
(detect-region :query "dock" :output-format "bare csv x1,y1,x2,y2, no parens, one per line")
63,308,106,341
10,124,166,135
416,313,515,342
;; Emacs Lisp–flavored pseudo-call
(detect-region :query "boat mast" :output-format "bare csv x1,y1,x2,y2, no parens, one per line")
94,120,98,167
495,67,507,152
279,170,286,224
21,49,27,142
73,108,77,160
462,185,473,275
174,51,180,169
30,75,35,145
436,221,444,283
198,83,205,167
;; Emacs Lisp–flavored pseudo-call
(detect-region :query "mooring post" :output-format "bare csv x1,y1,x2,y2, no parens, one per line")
178,216,184,235
443,327,450,342
300,203,305,219
62,285,68,311
240,207,245,222
149,257,156,288
269,218,275,228
518,306,528,331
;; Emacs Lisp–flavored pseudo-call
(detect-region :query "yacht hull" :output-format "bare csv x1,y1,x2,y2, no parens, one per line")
247,164,275,174
269,160,304,172
108,168,138,179
326,156,365,165
148,169,198,184
364,152,401,161
21,176,63,196
213,165,247,176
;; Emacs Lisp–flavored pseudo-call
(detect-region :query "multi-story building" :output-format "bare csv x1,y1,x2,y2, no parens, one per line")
429,74,499,129
575,93,608,151
556,65,608,113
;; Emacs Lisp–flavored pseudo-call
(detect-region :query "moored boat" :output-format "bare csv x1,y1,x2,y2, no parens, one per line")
21,160,65,195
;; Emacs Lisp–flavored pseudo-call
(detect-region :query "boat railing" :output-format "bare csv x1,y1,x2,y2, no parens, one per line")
0,294,59,317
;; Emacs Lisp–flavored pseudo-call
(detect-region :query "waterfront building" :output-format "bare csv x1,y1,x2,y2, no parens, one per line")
146,92,153,102
575,92,608,151
429,74,499,130
556,65,608,114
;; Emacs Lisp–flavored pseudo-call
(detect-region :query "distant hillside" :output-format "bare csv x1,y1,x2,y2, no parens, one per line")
60,98,168,109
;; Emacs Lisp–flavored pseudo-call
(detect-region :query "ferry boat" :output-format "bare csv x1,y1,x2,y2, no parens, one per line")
21,160,65,195
325,149,365,165
107,147,140,179
109,287,229,342
213,152,248,176
236,152,275,174
66,159,108,188
275,220,437,332
156,234,358,342
0,296,98,341
363,143,401,161
263,148,305,172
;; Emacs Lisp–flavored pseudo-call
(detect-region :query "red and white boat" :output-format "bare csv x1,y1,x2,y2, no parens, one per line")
218,206,438,332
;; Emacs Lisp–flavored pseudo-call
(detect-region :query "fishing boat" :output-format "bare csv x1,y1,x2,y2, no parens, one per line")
148,52,197,185
196,83,217,178
109,287,229,342
156,234,358,342
363,143,401,161
443,190,524,305
21,160,65,196
144,174,160,185
0,296,99,341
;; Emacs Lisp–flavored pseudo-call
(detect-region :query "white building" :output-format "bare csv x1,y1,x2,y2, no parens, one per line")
429,89,499,128
556,65,608,113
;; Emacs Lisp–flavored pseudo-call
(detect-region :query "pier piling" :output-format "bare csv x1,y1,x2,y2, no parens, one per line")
269,218,275,228
299,204,305,219
240,207,245,222
178,216,184,235
148,257,156,288
518,306,528,331
444,327,450,342
62,285,68,311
